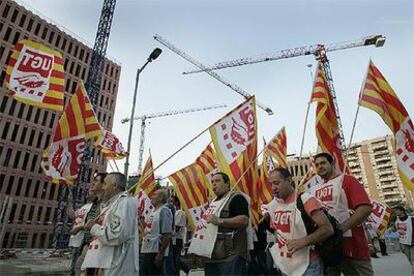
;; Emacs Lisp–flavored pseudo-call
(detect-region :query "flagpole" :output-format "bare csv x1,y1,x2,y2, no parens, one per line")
107,160,115,172
112,160,120,172
291,64,315,239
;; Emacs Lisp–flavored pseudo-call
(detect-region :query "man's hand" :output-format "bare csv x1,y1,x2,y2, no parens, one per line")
154,252,163,267
206,214,220,225
83,219,97,231
287,238,308,253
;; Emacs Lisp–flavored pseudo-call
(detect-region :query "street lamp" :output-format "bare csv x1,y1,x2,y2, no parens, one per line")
124,48,162,178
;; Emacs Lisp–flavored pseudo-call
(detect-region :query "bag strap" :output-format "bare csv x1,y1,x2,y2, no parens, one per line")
296,193,317,235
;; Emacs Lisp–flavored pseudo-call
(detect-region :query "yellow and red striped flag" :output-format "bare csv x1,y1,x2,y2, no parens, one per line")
168,163,211,231
258,140,275,205
195,143,218,192
367,201,392,237
311,62,347,172
135,153,157,197
136,152,157,230
5,40,64,111
209,96,260,225
359,60,414,191
41,81,100,185
95,128,128,160
267,127,288,168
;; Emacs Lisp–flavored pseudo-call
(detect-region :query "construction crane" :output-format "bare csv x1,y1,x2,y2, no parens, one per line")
153,34,273,116
53,0,117,249
121,104,227,173
181,34,386,149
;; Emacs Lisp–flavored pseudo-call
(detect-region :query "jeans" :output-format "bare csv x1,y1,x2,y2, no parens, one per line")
140,253,164,276
303,258,323,276
172,239,183,275
69,247,81,276
204,255,247,276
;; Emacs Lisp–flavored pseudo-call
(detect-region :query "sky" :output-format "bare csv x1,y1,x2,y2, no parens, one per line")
22,0,414,179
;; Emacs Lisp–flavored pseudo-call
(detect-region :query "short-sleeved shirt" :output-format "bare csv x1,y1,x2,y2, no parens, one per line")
339,174,372,261
228,194,249,218
159,205,173,234
175,209,187,240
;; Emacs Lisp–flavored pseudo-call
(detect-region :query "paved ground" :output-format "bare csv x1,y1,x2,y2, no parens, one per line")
0,251,412,275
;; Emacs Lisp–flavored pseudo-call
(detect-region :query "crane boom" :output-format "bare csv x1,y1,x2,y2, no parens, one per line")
182,34,386,74
122,103,227,173
153,34,274,115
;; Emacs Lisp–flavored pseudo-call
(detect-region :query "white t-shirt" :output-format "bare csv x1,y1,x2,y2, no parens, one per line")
175,209,187,241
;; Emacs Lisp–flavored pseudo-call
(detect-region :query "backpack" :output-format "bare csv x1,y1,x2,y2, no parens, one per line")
296,194,344,267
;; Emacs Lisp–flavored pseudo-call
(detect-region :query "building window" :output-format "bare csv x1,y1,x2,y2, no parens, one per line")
2,122,10,139
36,132,43,148
9,203,17,223
0,96,8,112
26,105,33,120
40,233,47,248
5,175,14,195
40,182,48,199
15,177,24,196
41,27,48,40
18,205,26,222
19,14,26,27
25,179,32,197
49,184,56,200
55,34,61,47
33,180,40,198
48,31,55,44
34,23,41,35
37,206,43,221
12,31,21,45
79,48,84,61
44,134,51,148
22,152,30,170
42,110,49,126
71,80,77,93
11,9,18,23
61,38,67,51
68,42,73,54
19,127,27,144
13,150,21,168
30,155,38,172
11,124,20,142
2,4,10,18
74,45,79,57
45,207,52,223
3,148,12,167
27,18,33,32
31,233,37,248
49,113,56,128
17,103,25,118
34,109,41,124
8,99,17,116
28,129,35,146
4,27,12,41
28,205,35,221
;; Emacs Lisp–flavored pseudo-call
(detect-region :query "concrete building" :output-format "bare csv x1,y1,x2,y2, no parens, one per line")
0,0,121,248
287,135,414,209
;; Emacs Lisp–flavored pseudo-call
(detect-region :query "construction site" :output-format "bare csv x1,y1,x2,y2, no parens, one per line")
0,0,413,275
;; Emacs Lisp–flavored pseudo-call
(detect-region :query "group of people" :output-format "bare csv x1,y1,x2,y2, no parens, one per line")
67,152,414,276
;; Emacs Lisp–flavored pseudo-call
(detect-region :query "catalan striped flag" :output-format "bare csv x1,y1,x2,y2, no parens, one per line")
359,60,414,191
195,143,218,192
258,140,275,205
267,127,288,168
5,40,64,111
95,128,128,160
135,153,157,197
168,163,211,231
209,96,260,226
41,81,100,185
311,62,347,172
367,201,392,237
136,152,157,229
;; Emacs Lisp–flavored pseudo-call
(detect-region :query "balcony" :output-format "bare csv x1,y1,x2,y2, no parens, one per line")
372,143,387,151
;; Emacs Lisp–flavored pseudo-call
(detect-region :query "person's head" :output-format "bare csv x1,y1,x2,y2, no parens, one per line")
211,172,231,197
170,195,181,209
314,152,335,180
269,168,294,200
151,189,169,207
395,206,406,218
102,172,126,200
90,172,107,198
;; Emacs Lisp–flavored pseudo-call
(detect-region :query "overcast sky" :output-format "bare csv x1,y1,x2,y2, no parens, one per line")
22,0,414,178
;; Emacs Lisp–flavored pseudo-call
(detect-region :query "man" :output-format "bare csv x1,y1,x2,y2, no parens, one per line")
68,172,106,276
395,206,414,267
82,172,139,275
203,172,250,275
140,189,173,275
267,168,333,275
310,152,373,275
171,195,186,275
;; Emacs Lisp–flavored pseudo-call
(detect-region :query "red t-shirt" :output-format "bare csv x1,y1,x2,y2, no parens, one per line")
341,174,372,261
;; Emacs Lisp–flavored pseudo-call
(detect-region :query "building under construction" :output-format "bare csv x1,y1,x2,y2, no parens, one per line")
0,0,121,248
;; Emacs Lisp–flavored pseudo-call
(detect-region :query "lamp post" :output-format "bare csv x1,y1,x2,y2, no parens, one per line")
124,48,162,178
